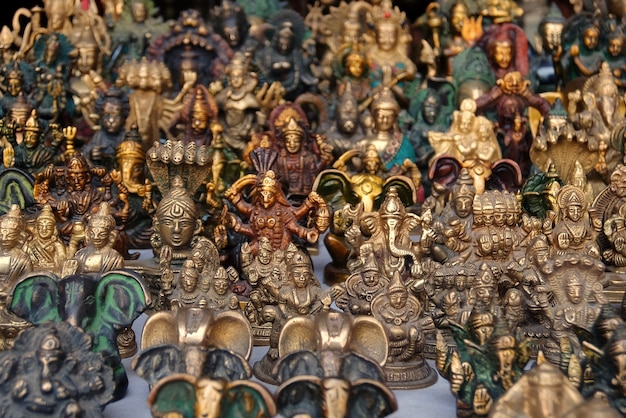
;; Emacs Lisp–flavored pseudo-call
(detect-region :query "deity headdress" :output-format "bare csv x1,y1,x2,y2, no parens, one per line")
267,9,306,48
451,168,476,199
288,249,311,271
379,187,406,219
66,152,90,174
369,0,407,32
557,185,586,210
184,85,218,122
487,316,517,354
388,271,406,295
270,103,310,136
116,125,145,161
9,93,33,124
89,202,116,231
583,62,619,97
474,263,496,290
1,204,23,230
155,176,199,220
23,109,40,133
370,87,400,115
38,204,57,223
95,87,130,123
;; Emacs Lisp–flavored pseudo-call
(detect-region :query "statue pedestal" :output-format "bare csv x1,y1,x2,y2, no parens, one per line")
384,358,438,390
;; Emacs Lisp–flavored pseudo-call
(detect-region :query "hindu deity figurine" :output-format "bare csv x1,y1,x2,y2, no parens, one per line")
118,58,195,150
0,322,115,417
371,271,437,388
325,81,368,158
429,99,516,194
106,0,168,74
224,149,330,253
240,237,288,324
364,0,415,90
30,33,76,123
335,247,389,315
540,253,605,365
474,71,551,176
430,168,476,263
150,177,202,262
81,87,130,168
0,205,32,297
23,204,66,274
210,0,259,57
205,266,239,311
437,317,531,417
147,9,232,91
346,187,435,285
530,3,565,92
2,110,65,176
357,87,417,173
440,1,482,76
168,85,219,147
279,249,325,319
476,22,529,80
113,126,152,249
168,259,207,309
267,103,334,198
0,60,36,119
547,185,599,258
64,202,124,275
559,13,603,86
254,10,317,101
211,52,271,156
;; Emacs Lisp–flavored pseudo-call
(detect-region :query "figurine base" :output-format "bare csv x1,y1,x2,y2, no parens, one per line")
383,358,438,389
323,262,350,286
252,353,279,385
252,323,271,346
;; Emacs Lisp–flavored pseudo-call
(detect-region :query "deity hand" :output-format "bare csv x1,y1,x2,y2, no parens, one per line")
306,229,319,244
2,145,14,167
208,80,223,96
49,124,63,147
63,126,77,143
473,385,493,416
1,121,16,143
256,82,285,115
57,200,70,216
461,361,475,382
213,224,228,249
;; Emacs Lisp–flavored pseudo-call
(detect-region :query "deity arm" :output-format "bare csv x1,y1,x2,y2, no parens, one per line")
474,86,503,113
225,212,253,238
569,45,601,77
520,88,551,116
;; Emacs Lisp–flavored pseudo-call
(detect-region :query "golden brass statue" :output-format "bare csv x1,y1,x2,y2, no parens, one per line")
490,352,583,418
22,204,66,275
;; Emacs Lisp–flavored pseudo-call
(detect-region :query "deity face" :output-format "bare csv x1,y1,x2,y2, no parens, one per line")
222,21,242,49
375,23,397,52
458,111,474,133
47,10,67,32
450,3,468,34
492,41,513,70
258,245,272,265
228,68,245,89
583,27,600,50
364,155,381,174
566,203,582,222
284,132,303,154
290,266,312,288
118,156,145,187
7,77,22,97
547,117,567,137
77,47,98,75
87,225,110,249
0,221,19,250
482,210,494,226
38,344,63,390
363,270,380,287
68,170,89,191
101,101,124,134
37,218,56,240
473,324,493,346
475,286,494,305
346,55,365,78
565,279,583,304
181,270,198,293
389,290,407,309
453,195,473,218
455,275,467,291
530,246,549,266
609,37,624,57
597,86,619,123
422,98,439,125
213,278,229,295
277,31,294,55
191,111,209,134
374,108,397,132
494,208,506,226
259,187,276,209
157,207,197,249
131,2,147,24
24,131,39,149
138,66,150,90
541,22,563,53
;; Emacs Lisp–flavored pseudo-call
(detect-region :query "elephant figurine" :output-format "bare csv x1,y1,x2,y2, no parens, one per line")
7,270,151,401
